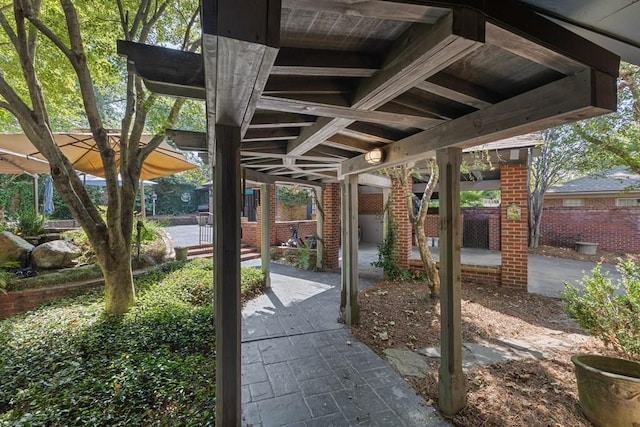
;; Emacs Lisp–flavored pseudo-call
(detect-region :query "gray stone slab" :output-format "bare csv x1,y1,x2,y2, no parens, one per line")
305,392,340,417
242,362,269,385
304,413,351,427
257,392,312,426
375,384,448,426
331,384,390,422
264,361,300,397
289,356,333,382
299,375,345,397
360,366,403,389
242,401,262,427
242,384,251,403
243,341,263,364
249,381,274,402
463,343,522,366
371,410,407,426
259,337,318,364
384,348,429,378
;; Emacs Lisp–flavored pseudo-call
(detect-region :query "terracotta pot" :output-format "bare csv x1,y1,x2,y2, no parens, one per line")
572,354,640,427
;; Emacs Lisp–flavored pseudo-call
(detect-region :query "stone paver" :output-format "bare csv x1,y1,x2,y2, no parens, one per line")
239,262,448,426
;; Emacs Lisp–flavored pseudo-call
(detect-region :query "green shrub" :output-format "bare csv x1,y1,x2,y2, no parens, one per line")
0,259,265,425
15,210,46,236
562,260,640,360
371,222,411,280
295,245,312,270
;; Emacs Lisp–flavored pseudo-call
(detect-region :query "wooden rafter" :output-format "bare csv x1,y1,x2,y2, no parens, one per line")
286,9,485,156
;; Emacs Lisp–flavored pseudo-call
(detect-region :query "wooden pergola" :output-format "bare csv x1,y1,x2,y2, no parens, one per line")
119,1,623,424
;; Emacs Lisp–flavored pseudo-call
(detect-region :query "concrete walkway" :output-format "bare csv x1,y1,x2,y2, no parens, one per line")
239,262,449,427
164,226,619,299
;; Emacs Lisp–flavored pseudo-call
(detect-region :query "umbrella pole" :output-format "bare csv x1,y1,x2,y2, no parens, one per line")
139,180,146,218
33,174,39,215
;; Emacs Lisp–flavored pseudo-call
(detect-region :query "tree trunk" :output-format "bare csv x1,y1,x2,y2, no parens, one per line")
415,218,440,297
101,245,135,314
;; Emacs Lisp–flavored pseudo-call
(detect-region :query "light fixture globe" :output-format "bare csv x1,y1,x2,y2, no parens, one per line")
364,147,385,165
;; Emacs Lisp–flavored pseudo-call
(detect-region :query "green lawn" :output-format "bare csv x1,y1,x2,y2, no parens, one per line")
0,259,263,426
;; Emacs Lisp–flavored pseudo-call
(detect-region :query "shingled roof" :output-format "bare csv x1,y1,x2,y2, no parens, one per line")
547,167,640,194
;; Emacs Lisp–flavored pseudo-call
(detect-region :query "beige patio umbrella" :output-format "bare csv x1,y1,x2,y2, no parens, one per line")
0,132,196,180
0,148,52,214
0,147,51,175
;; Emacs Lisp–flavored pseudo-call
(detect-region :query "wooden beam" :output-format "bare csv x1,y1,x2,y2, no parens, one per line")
287,9,484,156
315,187,324,269
385,90,476,120
340,174,359,325
249,111,316,128
257,96,444,129
243,166,325,187
260,183,271,289
482,3,619,76
339,68,616,177
264,76,354,95
167,129,206,151
437,147,465,416
282,0,448,24
325,134,376,153
272,48,382,77
201,2,280,424
344,123,408,143
212,125,242,426
243,128,299,142
358,173,392,188
415,72,502,109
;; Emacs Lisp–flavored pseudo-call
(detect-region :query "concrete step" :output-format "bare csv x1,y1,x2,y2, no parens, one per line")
184,243,260,261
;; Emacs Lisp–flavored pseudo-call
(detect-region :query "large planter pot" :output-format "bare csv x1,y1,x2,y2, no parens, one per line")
572,354,640,426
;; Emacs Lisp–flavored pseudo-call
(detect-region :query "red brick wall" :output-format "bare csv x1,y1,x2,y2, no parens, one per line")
409,259,501,286
277,202,308,221
0,281,102,320
500,164,528,290
323,183,341,269
241,217,257,247
358,193,383,214
540,206,640,252
275,221,317,245
391,177,412,268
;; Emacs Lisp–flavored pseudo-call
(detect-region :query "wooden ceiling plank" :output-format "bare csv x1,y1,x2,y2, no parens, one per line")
240,151,342,163
282,0,448,24
257,95,443,128
340,68,616,177
242,167,325,187
286,9,485,156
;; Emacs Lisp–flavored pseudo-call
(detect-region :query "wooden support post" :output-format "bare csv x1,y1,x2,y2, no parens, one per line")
437,147,465,416
315,187,324,270
382,187,391,241
260,183,271,289
213,125,242,425
340,174,359,325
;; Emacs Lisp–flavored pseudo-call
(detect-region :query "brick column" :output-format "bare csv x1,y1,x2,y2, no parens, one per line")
323,183,341,269
256,184,276,249
500,164,528,289
391,176,412,268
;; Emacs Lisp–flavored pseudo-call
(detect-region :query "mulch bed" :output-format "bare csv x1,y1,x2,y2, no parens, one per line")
351,279,625,427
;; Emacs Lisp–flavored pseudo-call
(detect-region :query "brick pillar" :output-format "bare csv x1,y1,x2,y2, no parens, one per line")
256,184,276,249
323,183,341,269
500,164,528,289
391,176,411,268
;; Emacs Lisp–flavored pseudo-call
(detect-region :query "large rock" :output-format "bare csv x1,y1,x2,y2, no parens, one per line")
32,240,82,269
0,231,35,267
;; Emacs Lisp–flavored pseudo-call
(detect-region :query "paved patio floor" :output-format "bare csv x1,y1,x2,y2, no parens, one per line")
239,262,449,426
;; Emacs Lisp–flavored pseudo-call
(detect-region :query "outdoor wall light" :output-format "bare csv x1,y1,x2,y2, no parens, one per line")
364,147,385,165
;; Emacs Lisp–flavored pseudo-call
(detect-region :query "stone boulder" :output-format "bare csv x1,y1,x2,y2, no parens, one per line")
32,240,83,269
0,231,35,267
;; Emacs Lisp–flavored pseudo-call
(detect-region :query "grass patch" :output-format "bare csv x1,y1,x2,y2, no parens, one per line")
0,258,264,426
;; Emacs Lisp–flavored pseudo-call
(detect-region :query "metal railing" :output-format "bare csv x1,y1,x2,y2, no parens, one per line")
198,212,214,245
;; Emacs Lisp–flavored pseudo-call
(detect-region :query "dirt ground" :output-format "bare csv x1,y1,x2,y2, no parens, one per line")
351,279,625,427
